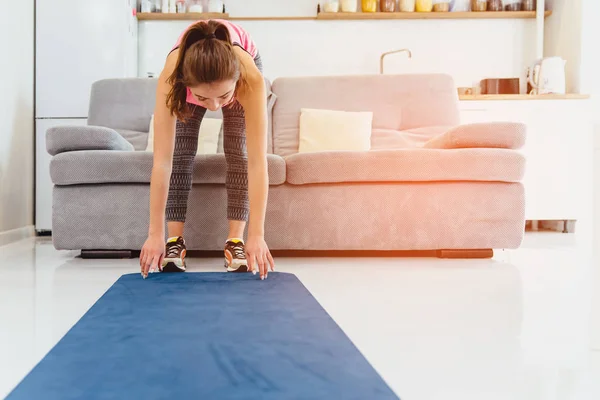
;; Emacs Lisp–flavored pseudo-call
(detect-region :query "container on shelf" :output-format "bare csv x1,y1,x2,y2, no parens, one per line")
188,0,203,13
433,0,450,11
399,0,416,11
503,0,522,11
450,0,470,11
140,0,152,12
362,0,378,12
175,0,186,12
522,0,535,11
480,78,520,95
487,0,502,10
471,0,487,11
416,0,433,12
341,0,359,12
380,0,396,12
207,0,224,13
323,1,340,12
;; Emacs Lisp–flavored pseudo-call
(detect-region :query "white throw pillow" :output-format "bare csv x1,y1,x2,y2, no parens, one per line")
298,108,373,153
145,114,222,154
197,117,221,154
145,115,156,152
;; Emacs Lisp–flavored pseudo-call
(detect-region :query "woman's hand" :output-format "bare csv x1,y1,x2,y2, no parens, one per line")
140,235,165,278
245,235,275,280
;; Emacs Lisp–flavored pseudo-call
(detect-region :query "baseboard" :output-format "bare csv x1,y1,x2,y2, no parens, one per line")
0,225,36,247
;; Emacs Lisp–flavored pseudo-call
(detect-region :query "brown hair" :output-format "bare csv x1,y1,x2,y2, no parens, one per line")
166,20,243,120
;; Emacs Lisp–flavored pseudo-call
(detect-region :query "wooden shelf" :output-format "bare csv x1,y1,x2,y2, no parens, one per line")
137,10,552,21
317,10,551,19
459,93,590,101
229,16,317,21
137,12,314,20
137,12,229,20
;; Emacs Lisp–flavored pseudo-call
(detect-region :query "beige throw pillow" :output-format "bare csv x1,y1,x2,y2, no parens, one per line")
145,114,222,154
298,108,373,153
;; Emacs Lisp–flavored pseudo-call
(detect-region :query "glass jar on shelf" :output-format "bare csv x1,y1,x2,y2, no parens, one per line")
140,0,152,12
207,0,224,13
399,0,416,11
471,0,487,11
416,0,433,11
381,0,396,12
362,0,377,12
450,0,470,11
341,0,358,12
503,0,522,11
487,0,502,10
175,0,187,13
187,0,203,13
522,0,535,11
433,0,450,12
323,1,340,12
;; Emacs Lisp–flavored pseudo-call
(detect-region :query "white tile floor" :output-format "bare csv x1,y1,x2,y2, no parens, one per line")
1,228,599,400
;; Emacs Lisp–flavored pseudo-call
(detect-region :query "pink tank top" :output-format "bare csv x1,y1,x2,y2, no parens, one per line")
171,19,258,107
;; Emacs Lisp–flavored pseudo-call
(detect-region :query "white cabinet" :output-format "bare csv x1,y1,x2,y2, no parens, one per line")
459,99,594,222
36,118,87,232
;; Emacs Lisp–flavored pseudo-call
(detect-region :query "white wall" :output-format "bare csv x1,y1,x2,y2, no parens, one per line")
138,2,538,90
0,0,35,243
578,0,600,351
550,0,600,351
544,0,584,93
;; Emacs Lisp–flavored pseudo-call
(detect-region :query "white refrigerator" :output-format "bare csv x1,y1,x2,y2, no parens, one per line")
35,0,138,232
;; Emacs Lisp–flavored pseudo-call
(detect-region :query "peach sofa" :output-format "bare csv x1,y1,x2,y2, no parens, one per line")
46,74,526,258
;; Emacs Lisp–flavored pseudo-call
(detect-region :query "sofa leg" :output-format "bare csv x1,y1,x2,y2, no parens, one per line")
436,249,494,259
81,250,135,259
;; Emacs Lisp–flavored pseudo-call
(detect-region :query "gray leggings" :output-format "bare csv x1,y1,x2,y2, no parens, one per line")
166,52,263,223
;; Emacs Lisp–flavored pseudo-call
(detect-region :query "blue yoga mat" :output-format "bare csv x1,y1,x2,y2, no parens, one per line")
7,272,399,399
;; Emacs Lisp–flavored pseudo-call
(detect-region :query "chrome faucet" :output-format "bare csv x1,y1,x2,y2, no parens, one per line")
380,49,412,74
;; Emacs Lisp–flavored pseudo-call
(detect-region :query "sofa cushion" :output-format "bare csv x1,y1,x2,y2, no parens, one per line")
285,148,525,185
271,74,460,157
50,151,286,186
422,122,526,150
371,126,450,150
46,126,135,156
298,108,373,153
87,77,277,154
88,78,158,133
145,115,222,154
115,129,149,151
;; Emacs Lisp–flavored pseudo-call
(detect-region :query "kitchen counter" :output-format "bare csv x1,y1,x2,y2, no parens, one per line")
457,96,594,224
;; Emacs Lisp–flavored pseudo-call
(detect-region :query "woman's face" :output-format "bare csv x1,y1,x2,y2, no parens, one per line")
189,79,236,111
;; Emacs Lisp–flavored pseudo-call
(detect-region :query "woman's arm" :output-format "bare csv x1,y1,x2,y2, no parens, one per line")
236,49,269,238
235,48,274,278
140,50,179,277
148,51,179,238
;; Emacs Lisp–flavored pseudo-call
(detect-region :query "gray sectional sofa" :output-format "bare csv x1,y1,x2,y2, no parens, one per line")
46,74,526,258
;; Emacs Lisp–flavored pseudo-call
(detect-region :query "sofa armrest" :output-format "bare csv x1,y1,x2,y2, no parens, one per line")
422,122,526,150
46,125,135,156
